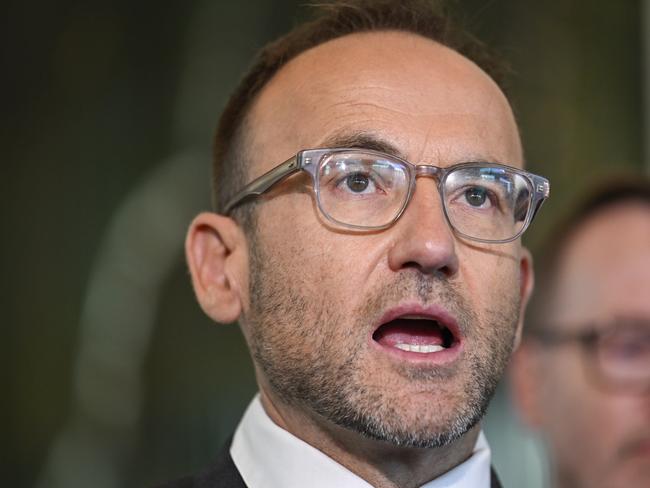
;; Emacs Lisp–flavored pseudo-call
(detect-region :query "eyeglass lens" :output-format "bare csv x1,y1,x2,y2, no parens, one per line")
316,151,532,240
596,323,650,387
444,167,530,241
318,153,410,228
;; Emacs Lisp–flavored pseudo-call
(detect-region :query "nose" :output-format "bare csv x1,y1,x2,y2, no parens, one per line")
387,177,459,277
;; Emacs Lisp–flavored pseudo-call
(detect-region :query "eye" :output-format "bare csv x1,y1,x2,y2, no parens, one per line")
346,173,370,192
339,171,378,194
464,186,490,207
602,332,650,360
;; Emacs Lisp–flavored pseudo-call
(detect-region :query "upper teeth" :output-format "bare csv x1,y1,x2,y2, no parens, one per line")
394,343,444,353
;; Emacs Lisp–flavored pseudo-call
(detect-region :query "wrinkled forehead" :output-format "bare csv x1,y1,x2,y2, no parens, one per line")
551,202,650,328
246,31,523,175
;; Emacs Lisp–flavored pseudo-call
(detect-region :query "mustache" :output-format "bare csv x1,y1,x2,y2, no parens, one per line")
357,270,475,336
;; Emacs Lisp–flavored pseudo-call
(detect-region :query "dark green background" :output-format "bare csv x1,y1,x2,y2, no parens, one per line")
3,1,645,487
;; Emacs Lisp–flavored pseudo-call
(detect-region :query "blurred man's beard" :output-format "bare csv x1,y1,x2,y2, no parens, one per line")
245,237,520,448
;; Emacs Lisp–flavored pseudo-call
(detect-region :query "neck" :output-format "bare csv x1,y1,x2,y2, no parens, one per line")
259,388,480,488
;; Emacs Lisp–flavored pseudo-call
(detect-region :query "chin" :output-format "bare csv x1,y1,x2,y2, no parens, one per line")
343,404,483,449
320,382,489,449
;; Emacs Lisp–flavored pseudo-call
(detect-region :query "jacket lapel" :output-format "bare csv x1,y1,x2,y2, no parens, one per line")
490,466,503,488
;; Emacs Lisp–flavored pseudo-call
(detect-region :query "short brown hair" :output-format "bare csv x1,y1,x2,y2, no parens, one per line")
212,0,510,219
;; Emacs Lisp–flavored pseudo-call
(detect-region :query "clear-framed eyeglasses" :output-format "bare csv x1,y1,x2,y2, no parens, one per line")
532,320,650,394
223,148,550,243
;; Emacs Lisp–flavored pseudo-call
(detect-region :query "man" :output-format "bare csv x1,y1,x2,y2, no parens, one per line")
166,1,550,486
510,180,650,488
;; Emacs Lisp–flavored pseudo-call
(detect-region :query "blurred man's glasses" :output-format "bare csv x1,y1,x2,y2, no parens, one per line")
532,320,650,394
223,148,550,243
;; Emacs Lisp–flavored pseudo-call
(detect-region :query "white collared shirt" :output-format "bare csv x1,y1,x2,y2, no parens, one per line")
231,395,492,488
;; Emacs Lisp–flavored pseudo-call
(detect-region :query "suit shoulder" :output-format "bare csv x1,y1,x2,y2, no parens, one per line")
152,443,246,488
153,474,195,488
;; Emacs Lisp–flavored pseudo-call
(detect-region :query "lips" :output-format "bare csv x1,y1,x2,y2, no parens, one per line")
371,305,462,362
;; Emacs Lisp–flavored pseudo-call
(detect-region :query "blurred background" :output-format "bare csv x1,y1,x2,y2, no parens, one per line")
3,0,648,487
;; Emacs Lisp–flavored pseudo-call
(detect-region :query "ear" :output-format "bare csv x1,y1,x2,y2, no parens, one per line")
513,246,534,350
509,342,545,429
185,212,248,324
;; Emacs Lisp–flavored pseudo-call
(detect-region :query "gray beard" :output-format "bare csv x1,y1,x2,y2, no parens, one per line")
245,235,519,449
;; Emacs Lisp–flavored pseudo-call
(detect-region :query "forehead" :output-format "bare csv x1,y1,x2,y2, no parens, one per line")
551,202,650,326
247,30,522,174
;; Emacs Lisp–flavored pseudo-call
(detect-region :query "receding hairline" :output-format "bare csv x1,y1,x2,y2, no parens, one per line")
242,29,520,174
265,29,499,83
212,0,513,215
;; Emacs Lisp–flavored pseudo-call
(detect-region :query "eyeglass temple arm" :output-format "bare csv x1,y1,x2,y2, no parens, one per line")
222,156,301,215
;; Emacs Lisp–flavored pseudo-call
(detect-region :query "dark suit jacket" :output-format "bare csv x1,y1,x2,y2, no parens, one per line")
155,443,504,488
154,442,245,488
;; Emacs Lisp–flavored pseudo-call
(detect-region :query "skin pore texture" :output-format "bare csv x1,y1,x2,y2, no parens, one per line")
188,31,533,488
512,202,650,488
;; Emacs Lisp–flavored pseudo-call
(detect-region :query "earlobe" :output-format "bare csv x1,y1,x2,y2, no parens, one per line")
514,247,535,349
185,212,247,324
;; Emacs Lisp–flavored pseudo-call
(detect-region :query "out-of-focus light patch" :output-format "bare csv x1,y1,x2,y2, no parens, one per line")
37,151,208,488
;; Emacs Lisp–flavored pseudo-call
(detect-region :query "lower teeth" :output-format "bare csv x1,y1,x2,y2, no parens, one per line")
394,343,444,353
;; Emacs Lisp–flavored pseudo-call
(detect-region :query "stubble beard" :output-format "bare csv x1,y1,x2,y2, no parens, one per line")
245,234,520,449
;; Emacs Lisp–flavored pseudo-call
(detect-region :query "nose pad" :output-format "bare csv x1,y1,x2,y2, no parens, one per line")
387,178,459,277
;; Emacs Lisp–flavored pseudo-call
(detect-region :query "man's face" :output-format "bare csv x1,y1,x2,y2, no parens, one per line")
514,202,650,488
239,31,530,447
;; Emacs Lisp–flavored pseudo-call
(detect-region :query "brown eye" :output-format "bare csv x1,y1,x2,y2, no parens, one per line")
465,186,488,207
346,173,370,193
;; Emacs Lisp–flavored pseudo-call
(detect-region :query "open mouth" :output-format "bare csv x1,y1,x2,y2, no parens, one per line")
371,312,461,359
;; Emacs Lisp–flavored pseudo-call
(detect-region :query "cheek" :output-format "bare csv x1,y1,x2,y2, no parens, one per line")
536,352,627,467
256,194,322,263
254,198,373,298
459,247,520,310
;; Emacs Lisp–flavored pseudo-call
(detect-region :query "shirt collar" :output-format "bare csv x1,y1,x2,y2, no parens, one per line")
231,395,492,488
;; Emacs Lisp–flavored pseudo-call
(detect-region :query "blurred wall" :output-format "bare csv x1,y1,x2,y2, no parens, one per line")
3,1,644,487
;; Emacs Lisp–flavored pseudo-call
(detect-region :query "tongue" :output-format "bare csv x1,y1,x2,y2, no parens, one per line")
374,319,445,347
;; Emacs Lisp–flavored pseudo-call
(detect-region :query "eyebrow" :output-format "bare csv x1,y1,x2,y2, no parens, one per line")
318,131,408,160
317,130,516,167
